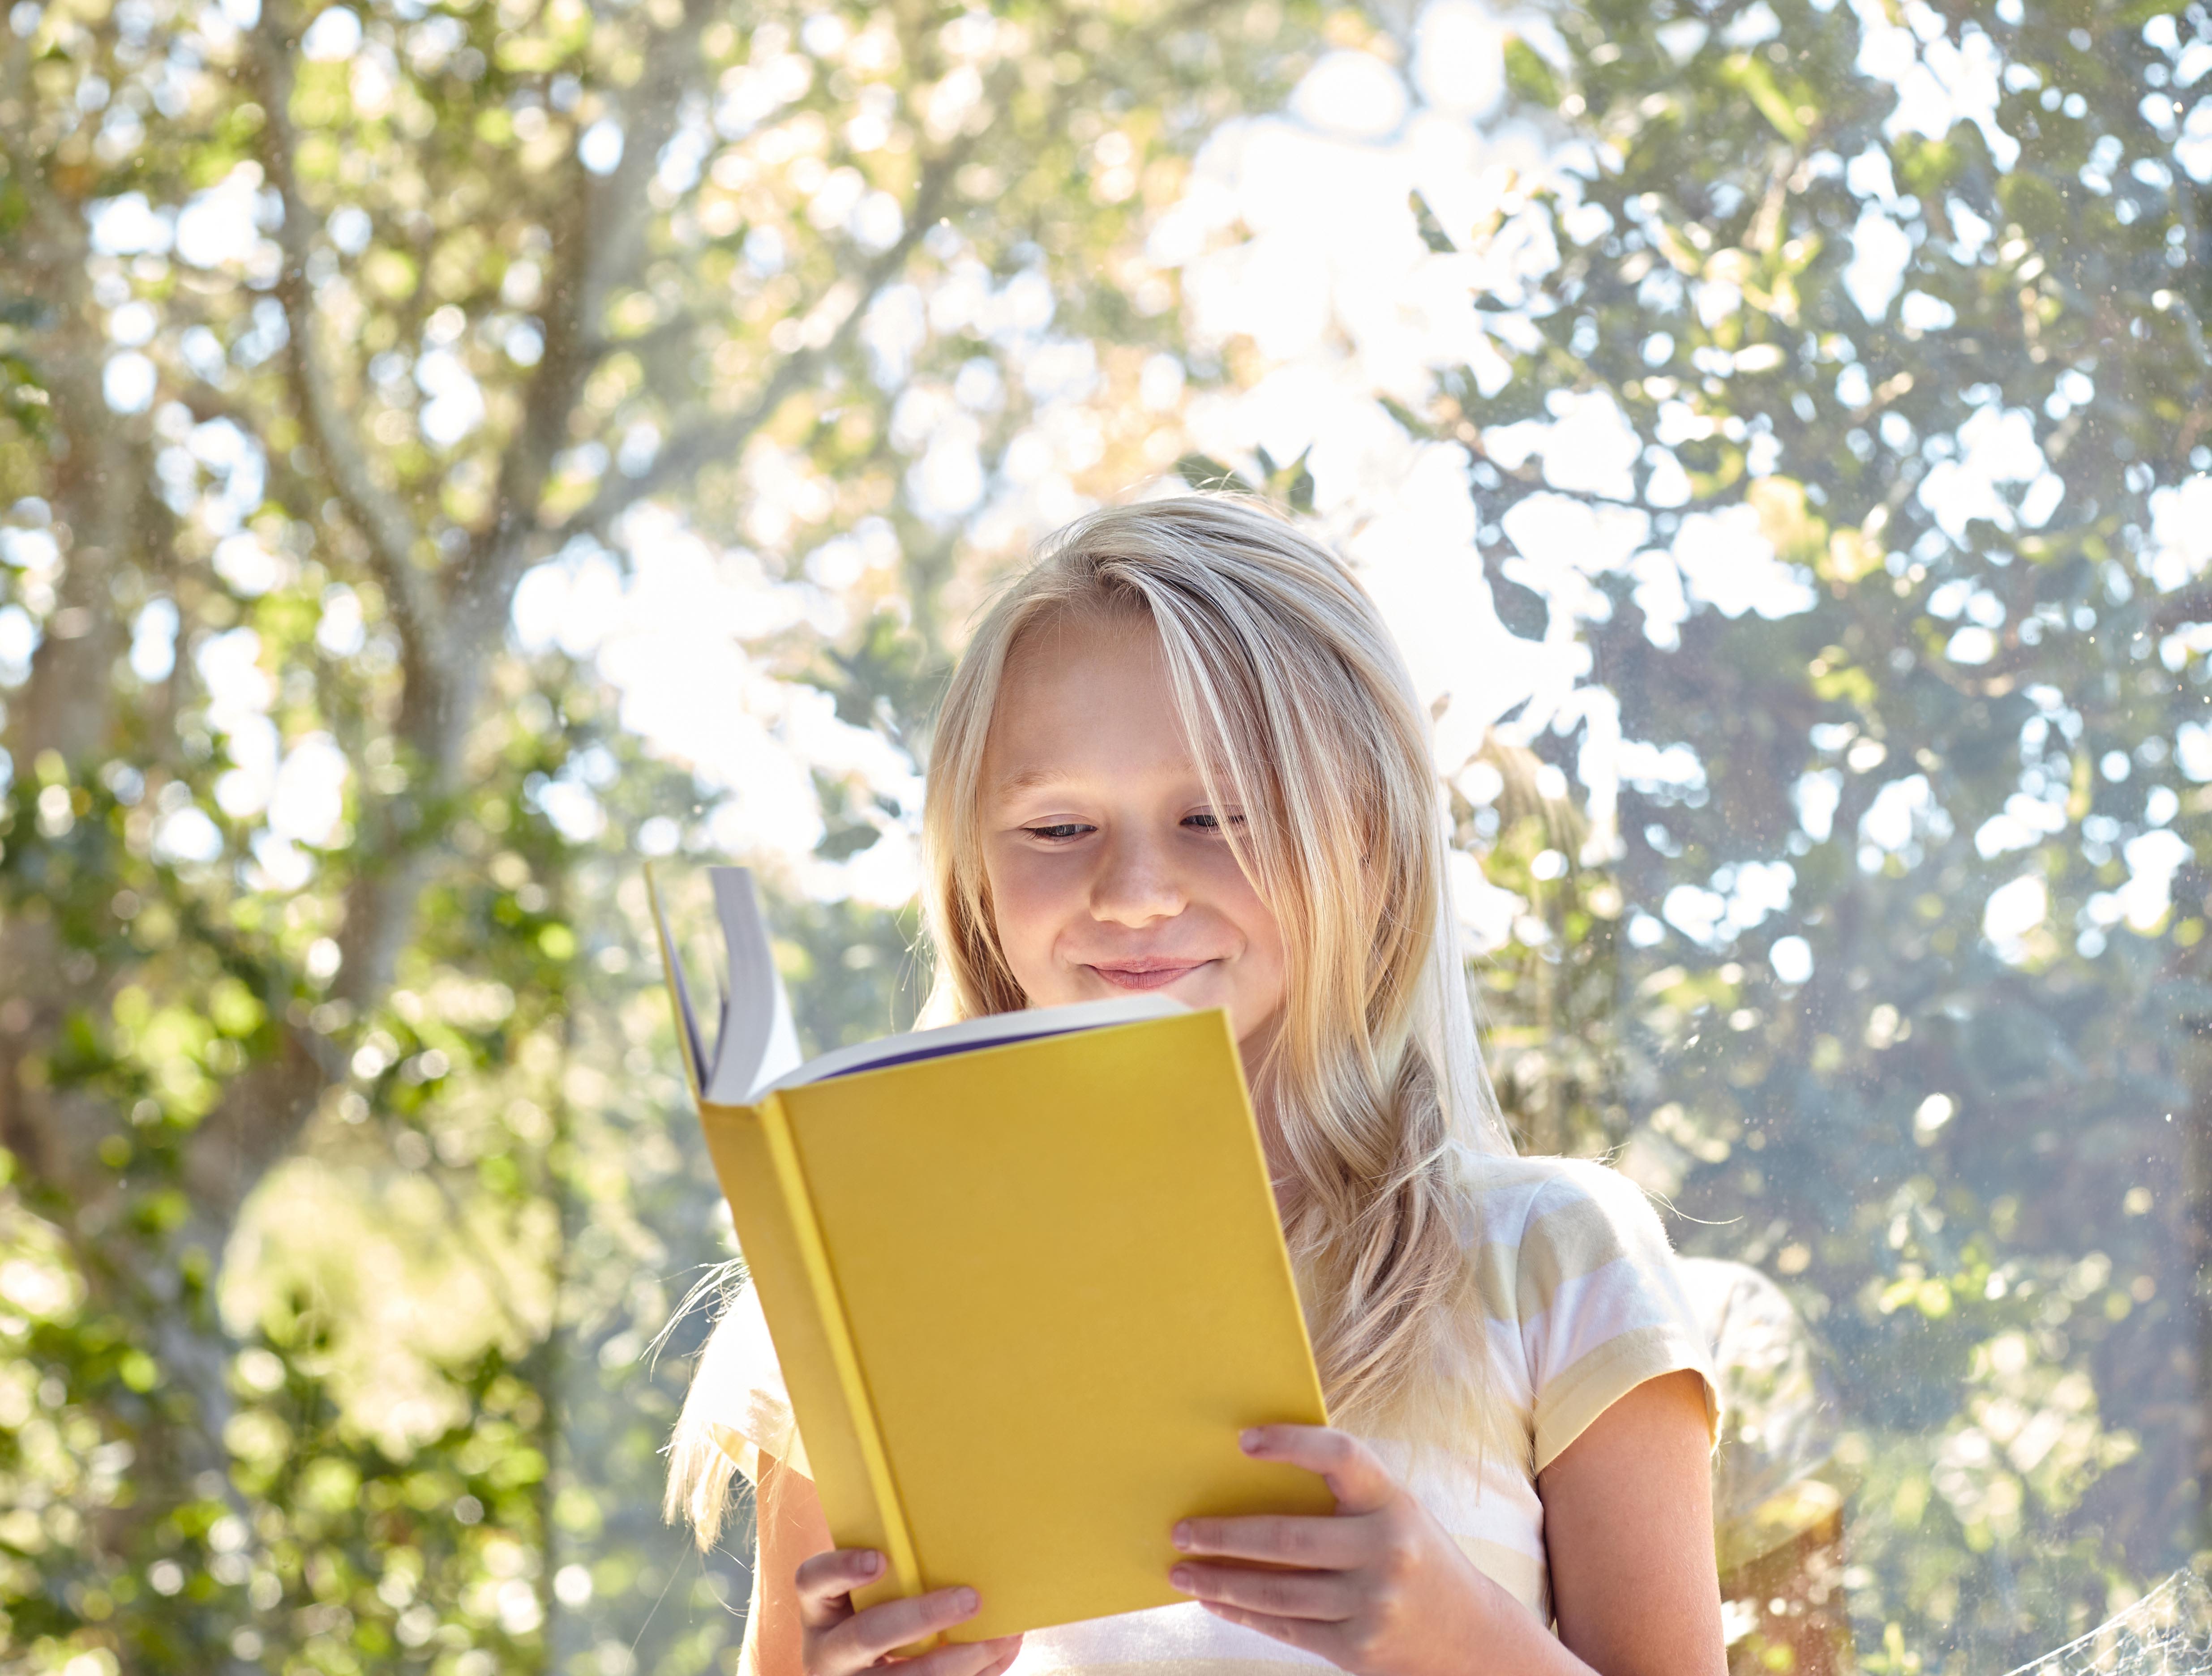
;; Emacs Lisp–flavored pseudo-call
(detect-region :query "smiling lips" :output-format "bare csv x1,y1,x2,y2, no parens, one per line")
1086,959,1214,991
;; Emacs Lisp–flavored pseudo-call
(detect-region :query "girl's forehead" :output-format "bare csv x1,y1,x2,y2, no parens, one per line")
985,614,1204,789
1005,600,1156,665
997,608,1163,698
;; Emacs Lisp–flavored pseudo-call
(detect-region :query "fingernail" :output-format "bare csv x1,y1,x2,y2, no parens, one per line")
958,1588,979,1614
1170,1524,1191,1551
1169,1567,1194,1591
860,1551,882,1576
1239,1428,1263,1453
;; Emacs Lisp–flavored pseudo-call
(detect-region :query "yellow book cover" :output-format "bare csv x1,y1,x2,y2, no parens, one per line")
648,864,1333,1643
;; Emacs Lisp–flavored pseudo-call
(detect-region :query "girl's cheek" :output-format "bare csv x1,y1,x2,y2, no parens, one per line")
1233,948,1287,1038
1226,891,1289,1032
983,849,1072,982
1206,855,1283,962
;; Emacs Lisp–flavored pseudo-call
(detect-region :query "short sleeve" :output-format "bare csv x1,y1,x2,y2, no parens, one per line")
691,1283,813,1483
1677,1256,1848,1572
1515,1160,1721,1474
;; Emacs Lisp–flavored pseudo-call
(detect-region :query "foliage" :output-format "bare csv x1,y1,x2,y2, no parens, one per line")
5,0,2210,1666
1409,0,2212,1662
0,0,1320,1667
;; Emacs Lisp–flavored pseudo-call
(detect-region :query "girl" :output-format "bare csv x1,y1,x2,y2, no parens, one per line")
667,496,1726,1676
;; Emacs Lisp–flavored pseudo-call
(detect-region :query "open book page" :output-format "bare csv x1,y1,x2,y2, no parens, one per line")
643,864,802,1104
643,861,714,1100
760,993,1188,1093
646,864,1184,1103
704,868,803,1103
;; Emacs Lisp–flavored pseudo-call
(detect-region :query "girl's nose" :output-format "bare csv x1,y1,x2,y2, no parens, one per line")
1090,830,1186,927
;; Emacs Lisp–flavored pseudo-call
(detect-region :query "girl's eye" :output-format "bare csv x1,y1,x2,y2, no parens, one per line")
1025,822,1094,842
1183,811,1246,833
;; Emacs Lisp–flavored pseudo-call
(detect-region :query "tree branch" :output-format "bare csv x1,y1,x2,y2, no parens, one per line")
443,0,720,642
174,0,738,1202
546,144,969,551
580,310,703,366
244,0,438,657
2152,587,2212,638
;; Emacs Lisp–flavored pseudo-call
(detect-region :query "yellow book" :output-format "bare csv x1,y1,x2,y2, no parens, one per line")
647,864,1333,1643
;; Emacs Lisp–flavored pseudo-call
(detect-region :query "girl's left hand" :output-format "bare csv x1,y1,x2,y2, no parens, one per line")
1166,1424,1510,1676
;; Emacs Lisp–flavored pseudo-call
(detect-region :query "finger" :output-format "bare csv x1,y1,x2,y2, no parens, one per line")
1169,1560,1360,1622
1172,1512,1374,1569
819,1585,982,1668
1239,1425,1398,1515
793,1549,885,1627
1197,1599,1343,1659
899,1633,1024,1676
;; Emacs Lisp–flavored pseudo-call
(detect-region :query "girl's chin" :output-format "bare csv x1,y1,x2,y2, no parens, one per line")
1134,979,1255,1032
1044,972,1270,1055
1061,963,1233,1009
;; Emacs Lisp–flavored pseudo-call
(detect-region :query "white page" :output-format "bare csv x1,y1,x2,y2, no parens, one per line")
652,864,1186,1103
754,959,803,1093
705,867,784,1106
759,992,1187,1095
645,863,712,1095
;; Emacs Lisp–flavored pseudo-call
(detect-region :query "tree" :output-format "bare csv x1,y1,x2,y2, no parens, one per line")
0,0,1321,1664
1395,0,2212,1661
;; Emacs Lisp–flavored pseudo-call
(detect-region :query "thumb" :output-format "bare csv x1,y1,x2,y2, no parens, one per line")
1240,1425,1398,1515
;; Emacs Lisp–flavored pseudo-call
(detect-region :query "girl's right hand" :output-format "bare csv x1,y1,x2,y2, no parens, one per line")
794,1548,1025,1676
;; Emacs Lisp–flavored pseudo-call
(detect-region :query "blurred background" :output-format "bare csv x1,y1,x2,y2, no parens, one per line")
2,0,2210,1667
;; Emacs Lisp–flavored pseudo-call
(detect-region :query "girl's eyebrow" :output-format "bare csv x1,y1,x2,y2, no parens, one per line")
993,765,1072,796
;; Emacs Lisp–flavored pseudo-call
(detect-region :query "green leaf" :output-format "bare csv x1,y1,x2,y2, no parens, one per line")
1503,36,1562,110
1377,394,1437,440
1719,52,1807,145
1175,453,1256,495
1409,190,1457,253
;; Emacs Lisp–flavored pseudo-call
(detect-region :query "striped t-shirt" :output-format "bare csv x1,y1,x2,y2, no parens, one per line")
699,1146,1718,1662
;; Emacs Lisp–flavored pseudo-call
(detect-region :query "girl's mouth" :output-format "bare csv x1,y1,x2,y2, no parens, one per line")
1087,960,1211,991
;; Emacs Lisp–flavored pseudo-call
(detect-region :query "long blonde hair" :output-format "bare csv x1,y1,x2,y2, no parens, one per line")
667,495,1514,1547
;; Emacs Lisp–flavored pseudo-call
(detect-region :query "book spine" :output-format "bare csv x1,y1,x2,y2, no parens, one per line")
756,1093,926,1611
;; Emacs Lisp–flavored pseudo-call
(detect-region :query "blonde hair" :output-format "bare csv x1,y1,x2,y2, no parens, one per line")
667,495,1514,1547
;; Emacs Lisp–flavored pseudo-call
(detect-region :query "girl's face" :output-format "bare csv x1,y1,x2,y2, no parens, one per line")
979,613,1288,1054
